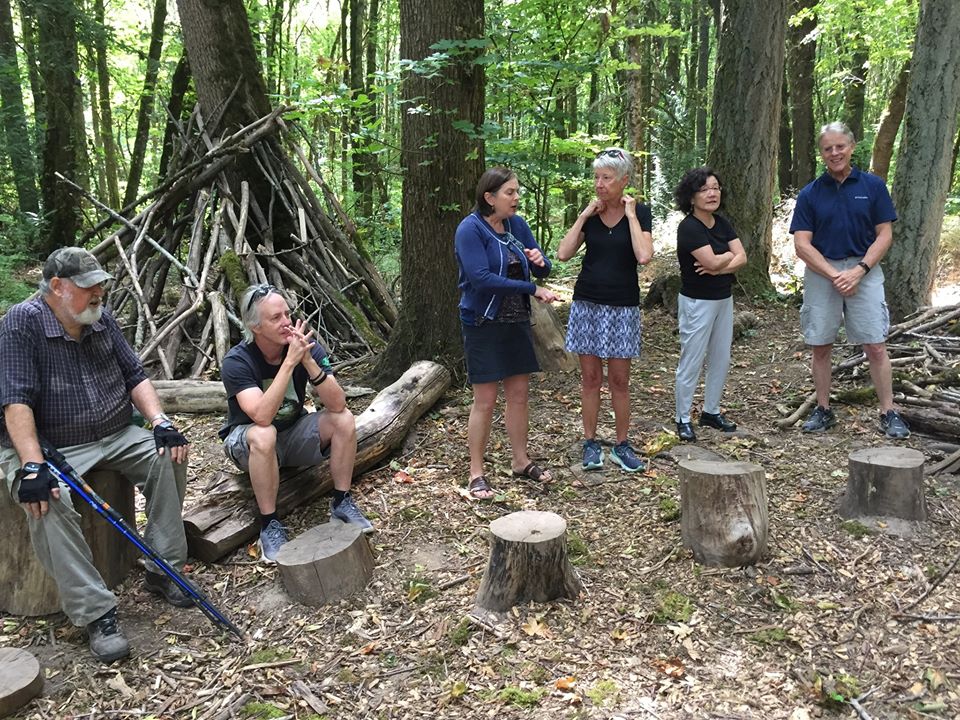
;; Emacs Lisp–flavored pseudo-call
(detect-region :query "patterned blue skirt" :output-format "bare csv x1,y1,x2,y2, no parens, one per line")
564,300,642,358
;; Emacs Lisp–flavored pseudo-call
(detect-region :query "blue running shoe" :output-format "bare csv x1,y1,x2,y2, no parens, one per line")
610,441,646,472
582,439,603,470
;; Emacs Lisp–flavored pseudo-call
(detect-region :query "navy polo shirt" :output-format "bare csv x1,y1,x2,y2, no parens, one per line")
789,167,897,259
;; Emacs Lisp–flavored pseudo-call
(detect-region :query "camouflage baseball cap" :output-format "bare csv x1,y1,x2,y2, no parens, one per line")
42,247,113,288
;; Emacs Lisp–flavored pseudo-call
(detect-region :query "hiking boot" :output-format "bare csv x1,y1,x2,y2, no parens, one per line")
258,519,289,564
802,405,836,433
699,411,737,432
582,439,603,470
610,441,646,472
87,608,129,662
332,493,374,534
676,421,696,442
880,409,910,439
144,571,193,608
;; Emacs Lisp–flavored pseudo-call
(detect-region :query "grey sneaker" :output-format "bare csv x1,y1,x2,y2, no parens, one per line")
802,405,836,433
258,519,288,564
582,439,603,470
610,441,646,472
88,608,129,662
880,409,910,439
332,493,374,534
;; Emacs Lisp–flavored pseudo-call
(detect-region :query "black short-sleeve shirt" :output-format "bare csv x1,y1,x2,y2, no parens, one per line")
677,213,738,300
572,205,653,307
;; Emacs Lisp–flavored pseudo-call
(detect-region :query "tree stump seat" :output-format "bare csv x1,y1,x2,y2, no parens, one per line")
679,460,768,567
276,520,374,606
0,648,43,716
474,511,582,613
842,446,927,520
0,470,138,616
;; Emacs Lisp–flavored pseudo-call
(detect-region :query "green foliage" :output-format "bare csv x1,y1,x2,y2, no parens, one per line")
841,520,876,538
0,253,36,314
585,679,621,706
449,618,473,646
405,574,437,603
239,702,286,719
497,686,546,708
748,627,790,645
567,530,591,566
652,590,693,623
658,497,680,522
246,647,292,664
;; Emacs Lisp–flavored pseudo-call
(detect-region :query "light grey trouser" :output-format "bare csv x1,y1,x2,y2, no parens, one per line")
1,425,187,627
675,295,734,423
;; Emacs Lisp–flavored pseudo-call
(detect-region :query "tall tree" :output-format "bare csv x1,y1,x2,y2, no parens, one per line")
694,0,711,151
91,0,120,208
370,0,484,382
123,0,167,207
37,0,80,256
0,0,38,214
886,0,960,319
787,0,816,188
706,0,786,294
869,59,910,181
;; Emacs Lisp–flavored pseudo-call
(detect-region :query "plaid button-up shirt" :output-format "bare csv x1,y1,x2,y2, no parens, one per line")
0,298,147,449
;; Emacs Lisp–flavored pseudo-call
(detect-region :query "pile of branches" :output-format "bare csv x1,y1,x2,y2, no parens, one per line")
778,304,960,439
68,106,397,379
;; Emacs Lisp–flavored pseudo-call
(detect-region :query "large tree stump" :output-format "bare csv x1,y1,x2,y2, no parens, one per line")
474,511,582,612
679,460,768,567
0,648,43,716
183,360,450,561
0,471,138,616
842,446,927,520
276,520,374,606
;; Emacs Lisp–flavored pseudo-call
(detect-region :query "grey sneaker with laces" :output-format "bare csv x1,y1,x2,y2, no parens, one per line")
258,519,288,564
88,607,130,662
880,409,910,439
332,493,374,534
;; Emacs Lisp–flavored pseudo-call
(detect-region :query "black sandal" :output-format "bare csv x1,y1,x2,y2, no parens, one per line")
468,475,495,500
512,462,552,483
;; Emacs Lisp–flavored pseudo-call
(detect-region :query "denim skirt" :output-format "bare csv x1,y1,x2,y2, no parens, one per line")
462,321,540,384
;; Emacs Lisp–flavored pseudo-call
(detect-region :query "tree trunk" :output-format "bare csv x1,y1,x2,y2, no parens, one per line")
869,60,910,181
887,0,960,320
787,0,816,188
369,0,484,384
349,0,372,217
91,0,120,208
843,45,869,143
0,0,39,214
778,71,792,193
123,0,167,208
36,0,80,257
17,0,43,162
707,0,786,295
157,53,191,182
695,1,710,152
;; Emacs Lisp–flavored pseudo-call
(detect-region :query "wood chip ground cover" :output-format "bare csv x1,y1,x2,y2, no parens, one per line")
4,295,960,719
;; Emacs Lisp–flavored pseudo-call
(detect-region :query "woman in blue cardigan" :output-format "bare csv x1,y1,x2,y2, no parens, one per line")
454,167,559,499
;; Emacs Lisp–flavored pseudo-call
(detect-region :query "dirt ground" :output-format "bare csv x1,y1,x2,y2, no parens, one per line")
4,260,960,719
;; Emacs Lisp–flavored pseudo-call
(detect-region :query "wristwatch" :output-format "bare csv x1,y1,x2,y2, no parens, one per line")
151,412,171,425
857,261,871,274
22,461,43,476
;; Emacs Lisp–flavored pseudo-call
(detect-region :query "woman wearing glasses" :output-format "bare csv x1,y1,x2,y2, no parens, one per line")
455,167,559,499
672,167,747,442
558,147,653,473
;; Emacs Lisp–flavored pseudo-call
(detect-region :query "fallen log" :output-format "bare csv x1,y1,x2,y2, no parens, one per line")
530,300,577,372
899,407,960,441
182,360,450,561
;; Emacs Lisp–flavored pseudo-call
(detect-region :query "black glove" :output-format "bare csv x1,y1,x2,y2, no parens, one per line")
154,421,188,452
17,463,58,504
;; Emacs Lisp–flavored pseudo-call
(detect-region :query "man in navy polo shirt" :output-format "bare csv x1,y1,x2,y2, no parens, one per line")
789,121,909,438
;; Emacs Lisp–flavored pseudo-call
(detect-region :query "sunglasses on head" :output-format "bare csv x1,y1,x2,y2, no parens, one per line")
245,284,278,311
596,149,625,159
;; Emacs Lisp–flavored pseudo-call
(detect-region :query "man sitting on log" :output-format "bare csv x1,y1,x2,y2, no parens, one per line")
0,247,193,663
219,284,372,564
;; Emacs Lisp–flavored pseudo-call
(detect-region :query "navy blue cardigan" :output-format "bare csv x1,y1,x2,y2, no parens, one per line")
454,212,552,325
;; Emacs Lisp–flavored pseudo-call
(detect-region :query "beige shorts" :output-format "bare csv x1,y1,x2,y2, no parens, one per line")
800,257,889,346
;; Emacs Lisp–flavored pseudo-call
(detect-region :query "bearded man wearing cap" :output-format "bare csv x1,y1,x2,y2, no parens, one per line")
0,246,192,662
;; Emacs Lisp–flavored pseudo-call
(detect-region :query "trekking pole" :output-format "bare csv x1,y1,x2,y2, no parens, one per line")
40,440,245,640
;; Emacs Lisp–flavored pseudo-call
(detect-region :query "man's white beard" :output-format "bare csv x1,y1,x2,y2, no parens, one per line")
72,305,103,325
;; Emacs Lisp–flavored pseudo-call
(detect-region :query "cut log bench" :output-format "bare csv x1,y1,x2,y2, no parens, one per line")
0,470,137,617
0,648,43,716
474,511,582,613
679,460,768,567
841,446,927,520
276,520,374,606
182,360,450,561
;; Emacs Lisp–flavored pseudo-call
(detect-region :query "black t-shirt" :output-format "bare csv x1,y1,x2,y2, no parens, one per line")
676,213,738,300
572,205,653,307
218,340,331,439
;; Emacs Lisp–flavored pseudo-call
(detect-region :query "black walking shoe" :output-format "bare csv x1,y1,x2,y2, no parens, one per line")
699,412,737,432
144,571,194,608
88,608,130,662
676,421,697,442
802,405,836,433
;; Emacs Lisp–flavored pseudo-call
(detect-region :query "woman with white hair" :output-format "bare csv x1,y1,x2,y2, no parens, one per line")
558,148,653,473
